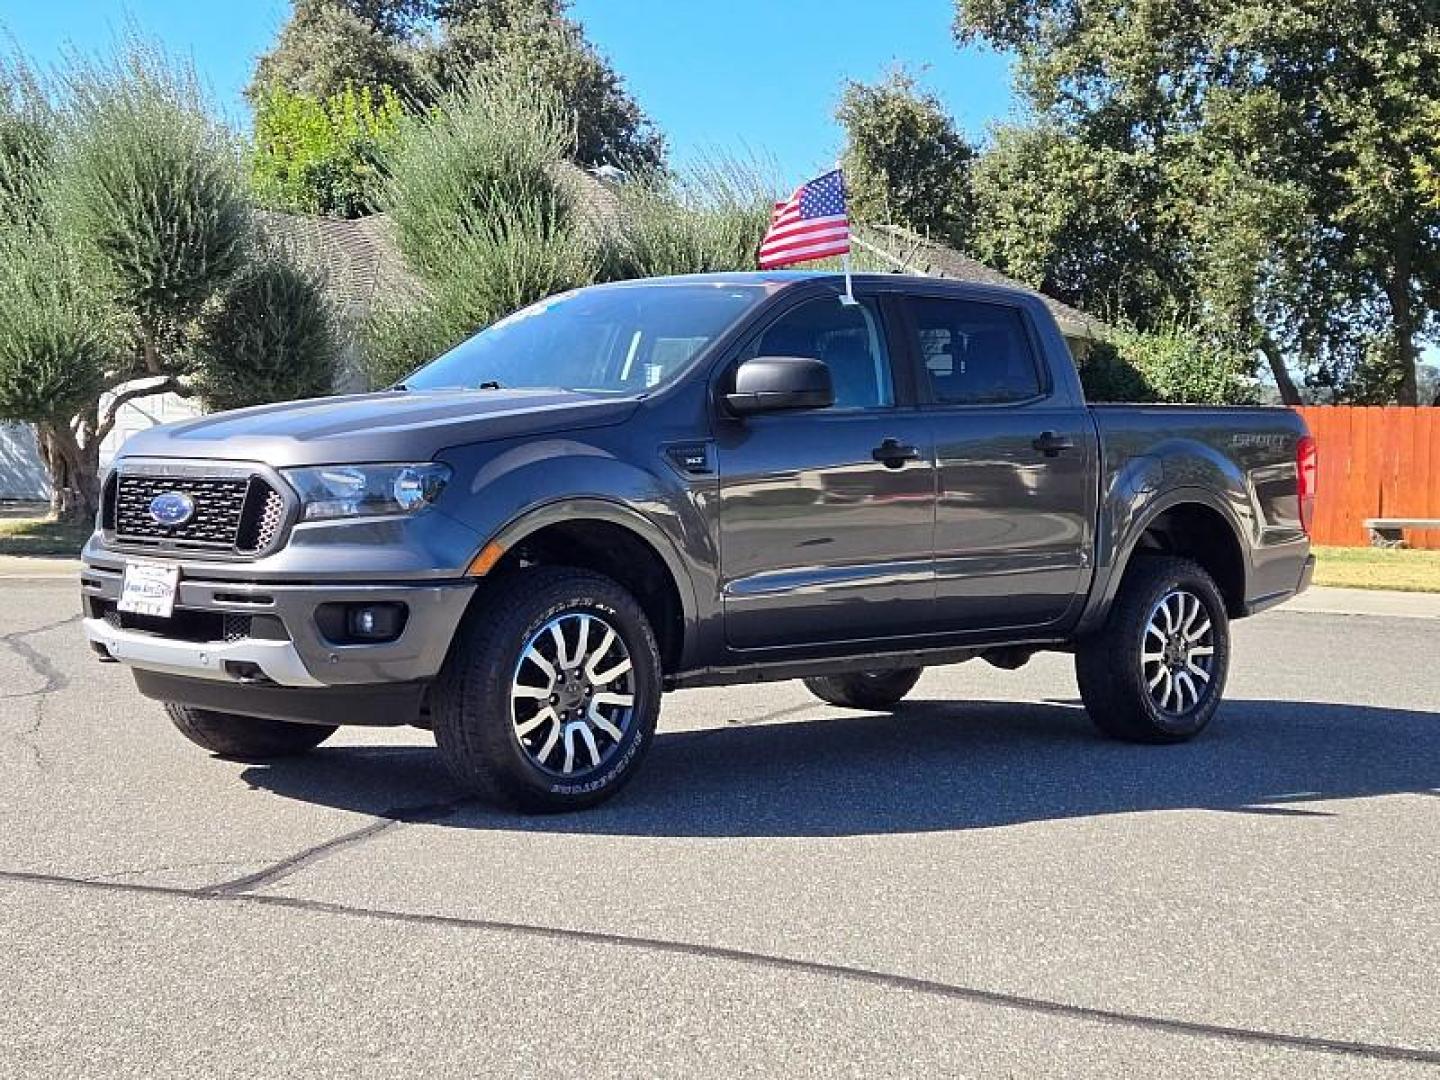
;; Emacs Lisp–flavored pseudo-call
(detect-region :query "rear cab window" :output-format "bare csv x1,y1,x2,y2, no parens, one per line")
907,296,1046,405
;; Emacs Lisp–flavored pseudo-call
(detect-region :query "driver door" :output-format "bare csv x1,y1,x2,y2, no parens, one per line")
714,292,935,651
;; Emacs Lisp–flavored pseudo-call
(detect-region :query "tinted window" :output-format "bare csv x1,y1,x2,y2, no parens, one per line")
406,284,766,394
910,298,1043,405
749,296,894,410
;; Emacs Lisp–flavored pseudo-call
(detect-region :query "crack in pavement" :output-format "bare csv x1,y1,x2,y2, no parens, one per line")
0,865,1436,1068
205,796,477,896
0,614,81,770
0,613,80,701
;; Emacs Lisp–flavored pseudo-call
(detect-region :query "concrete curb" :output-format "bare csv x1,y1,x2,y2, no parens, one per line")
1280,585,1440,620
0,556,81,580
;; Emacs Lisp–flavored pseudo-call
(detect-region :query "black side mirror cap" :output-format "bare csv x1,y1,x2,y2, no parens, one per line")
724,356,835,416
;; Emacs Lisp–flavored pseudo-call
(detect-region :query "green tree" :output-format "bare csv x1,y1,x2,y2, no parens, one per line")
250,82,405,217
606,155,773,280
0,43,336,522
60,46,250,376
430,0,664,168
191,247,340,413
252,0,665,169
1080,325,1257,405
249,0,421,105
837,69,974,243
954,0,1440,406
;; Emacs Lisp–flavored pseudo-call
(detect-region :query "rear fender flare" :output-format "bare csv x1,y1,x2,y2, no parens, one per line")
1077,485,1251,635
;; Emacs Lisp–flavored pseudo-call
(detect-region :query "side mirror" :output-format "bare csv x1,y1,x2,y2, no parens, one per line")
724,356,835,416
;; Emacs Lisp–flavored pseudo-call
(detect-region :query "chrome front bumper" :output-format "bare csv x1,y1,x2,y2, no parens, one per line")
81,563,476,689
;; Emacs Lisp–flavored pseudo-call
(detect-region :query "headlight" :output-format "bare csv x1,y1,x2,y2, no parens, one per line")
283,463,452,521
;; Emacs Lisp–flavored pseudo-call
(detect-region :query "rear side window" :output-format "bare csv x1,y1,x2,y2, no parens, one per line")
909,298,1043,405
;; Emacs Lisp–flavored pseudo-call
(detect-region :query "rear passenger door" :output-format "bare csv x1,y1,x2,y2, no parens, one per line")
902,292,1097,634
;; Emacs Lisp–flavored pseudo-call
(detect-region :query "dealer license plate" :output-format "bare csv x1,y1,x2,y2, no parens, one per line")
117,561,180,619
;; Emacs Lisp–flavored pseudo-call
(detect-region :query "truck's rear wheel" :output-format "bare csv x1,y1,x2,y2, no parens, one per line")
165,704,336,760
432,567,661,813
1076,556,1229,743
803,667,923,710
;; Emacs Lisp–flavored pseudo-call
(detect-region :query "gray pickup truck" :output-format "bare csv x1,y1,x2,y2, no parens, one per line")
81,272,1316,811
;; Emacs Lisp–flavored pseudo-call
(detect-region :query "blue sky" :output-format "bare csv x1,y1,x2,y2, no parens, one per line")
0,0,1017,179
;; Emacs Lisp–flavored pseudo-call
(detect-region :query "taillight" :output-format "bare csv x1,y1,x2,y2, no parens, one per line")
1296,434,1317,535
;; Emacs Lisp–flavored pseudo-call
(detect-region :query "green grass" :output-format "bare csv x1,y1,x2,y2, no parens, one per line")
0,515,91,557
1312,545,1440,593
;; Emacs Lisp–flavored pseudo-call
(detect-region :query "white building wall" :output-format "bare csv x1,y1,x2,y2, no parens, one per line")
0,423,50,501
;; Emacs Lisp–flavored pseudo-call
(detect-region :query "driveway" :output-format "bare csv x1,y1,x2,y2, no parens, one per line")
1,578,1436,1077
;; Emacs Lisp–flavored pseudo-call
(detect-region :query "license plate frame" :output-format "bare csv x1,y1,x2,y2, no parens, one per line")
117,561,181,619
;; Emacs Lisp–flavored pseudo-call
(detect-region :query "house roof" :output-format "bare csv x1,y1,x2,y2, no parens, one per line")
853,223,1104,341
258,176,1104,344
256,210,416,311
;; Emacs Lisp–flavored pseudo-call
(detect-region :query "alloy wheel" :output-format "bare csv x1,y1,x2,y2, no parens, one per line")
510,612,635,776
1140,589,1217,716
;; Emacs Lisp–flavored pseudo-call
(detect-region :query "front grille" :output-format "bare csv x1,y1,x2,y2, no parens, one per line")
111,473,287,555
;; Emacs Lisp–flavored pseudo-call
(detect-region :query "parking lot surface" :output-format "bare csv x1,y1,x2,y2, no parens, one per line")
1,578,1437,1078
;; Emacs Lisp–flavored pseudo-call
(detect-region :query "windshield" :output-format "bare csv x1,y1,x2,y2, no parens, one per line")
403,283,767,394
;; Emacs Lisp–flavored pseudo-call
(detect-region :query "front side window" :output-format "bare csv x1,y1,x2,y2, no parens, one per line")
405,284,767,394
747,296,894,410
910,297,1044,405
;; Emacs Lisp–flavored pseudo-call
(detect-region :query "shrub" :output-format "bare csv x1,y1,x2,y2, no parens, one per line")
0,227,111,426
190,246,339,413
380,69,578,285
1082,326,1257,404
606,155,773,279
57,42,249,360
366,70,596,385
250,82,404,218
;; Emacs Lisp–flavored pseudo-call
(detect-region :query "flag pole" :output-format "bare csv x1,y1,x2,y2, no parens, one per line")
837,163,857,305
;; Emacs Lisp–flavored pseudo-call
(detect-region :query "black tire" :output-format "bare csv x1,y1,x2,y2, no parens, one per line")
803,667,923,710
431,567,662,813
165,704,336,761
1075,556,1230,743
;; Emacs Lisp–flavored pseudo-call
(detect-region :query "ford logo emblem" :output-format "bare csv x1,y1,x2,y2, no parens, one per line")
148,491,196,528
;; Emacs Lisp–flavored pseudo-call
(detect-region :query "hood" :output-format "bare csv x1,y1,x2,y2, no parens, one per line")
117,388,639,466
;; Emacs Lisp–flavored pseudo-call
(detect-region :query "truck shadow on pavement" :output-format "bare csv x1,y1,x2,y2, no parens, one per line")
238,697,1440,837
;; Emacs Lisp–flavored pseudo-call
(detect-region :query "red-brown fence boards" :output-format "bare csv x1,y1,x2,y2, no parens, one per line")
1295,407,1440,550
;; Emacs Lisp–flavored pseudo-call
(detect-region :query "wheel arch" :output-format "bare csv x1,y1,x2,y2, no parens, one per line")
1080,488,1250,633
475,499,697,675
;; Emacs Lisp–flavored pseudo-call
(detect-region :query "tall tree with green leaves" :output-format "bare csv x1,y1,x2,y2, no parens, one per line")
251,0,664,170
0,44,337,521
248,0,422,105
250,82,405,217
836,69,974,244
954,0,1440,405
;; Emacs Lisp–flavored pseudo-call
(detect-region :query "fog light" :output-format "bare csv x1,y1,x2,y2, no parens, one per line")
346,603,405,642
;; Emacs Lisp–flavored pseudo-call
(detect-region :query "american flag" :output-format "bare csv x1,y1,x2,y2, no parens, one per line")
757,169,850,269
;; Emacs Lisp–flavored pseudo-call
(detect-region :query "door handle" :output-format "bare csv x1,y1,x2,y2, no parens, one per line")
872,437,921,468
1032,431,1075,457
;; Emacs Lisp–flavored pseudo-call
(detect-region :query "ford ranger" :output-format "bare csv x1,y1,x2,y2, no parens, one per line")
80,272,1317,812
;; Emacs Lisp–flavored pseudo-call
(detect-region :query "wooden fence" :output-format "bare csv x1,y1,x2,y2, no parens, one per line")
1296,406,1440,550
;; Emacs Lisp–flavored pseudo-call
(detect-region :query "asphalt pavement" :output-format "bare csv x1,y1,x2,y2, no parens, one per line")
1,577,1436,1078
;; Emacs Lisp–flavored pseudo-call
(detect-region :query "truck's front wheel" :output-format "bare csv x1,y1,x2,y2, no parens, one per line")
165,705,336,760
1075,556,1230,743
432,567,661,813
